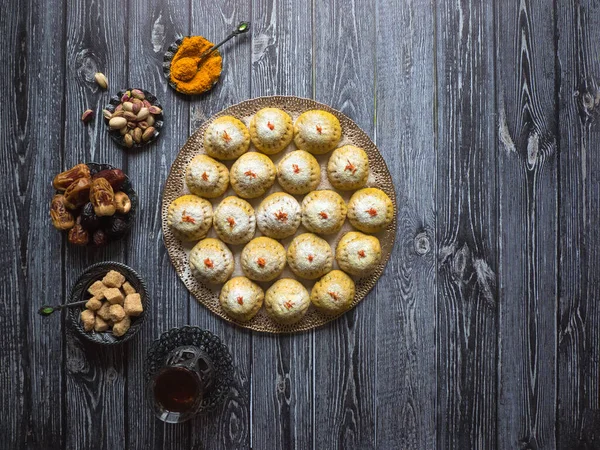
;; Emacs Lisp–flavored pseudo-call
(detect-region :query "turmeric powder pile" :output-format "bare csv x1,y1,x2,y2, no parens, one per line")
169,36,222,95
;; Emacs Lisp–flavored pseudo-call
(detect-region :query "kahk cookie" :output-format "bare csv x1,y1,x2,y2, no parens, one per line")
230,152,276,199
277,150,321,195
240,236,286,282
186,154,229,198
327,145,369,190
249,108,294,155
219,277,264,322
301,190,347,235
347,188,394,233
189,238,234,284
310,270,355,315
294,110,341,155
213,196,256,245
264,278,310,325
256,192,301,239
167,194,213,241
335,231,381,277
203,115,250,160
286,233,333,280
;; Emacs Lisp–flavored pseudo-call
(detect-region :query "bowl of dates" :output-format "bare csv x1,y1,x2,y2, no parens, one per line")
103,88,164,149
50,162,137,247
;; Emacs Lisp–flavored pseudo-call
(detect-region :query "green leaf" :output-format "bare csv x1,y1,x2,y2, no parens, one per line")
38,306,55,316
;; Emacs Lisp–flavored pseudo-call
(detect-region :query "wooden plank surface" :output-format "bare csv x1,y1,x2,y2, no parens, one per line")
249,1,314,449
4,0,600,448
496,1,558,448
312,2,376,449
126,0,192,448
189,2,253,449
435,0,498,448
374,0,437,448
555,0,600,447
0,0,66,448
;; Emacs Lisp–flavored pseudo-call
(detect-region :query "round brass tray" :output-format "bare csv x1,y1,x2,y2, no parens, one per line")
161,96,397,333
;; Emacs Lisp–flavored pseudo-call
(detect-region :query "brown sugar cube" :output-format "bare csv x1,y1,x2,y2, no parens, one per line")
94,316,109,332
108,304,126,322
112,316,131,337
122,281,136,296
124,293,143,317
104,288,124,305
97,302,112,321
85,297,103,311
80,309,95,332
87,281,107,300
102,270,126,288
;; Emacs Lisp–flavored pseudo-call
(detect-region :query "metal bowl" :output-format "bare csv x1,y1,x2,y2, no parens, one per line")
104,88,164,149
53,162,137,247
162,37,221,94
67,261,149,345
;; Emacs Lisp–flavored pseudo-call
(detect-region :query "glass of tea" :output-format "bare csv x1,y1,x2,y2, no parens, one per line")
147,345,215,423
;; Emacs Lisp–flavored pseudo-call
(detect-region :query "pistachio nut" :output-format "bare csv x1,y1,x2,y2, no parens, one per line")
146,115,155,126
123,133,134,148
122,101,134,112
109,117,127,129
136,107,149,121
119,126,129,136
112,110,125,118
123,111,137,121
94,72,108,89
142,100,151,108
81,109,94,123
131,102,141,114
148,105,162,115
127,121,137,129
133,127,142,143
115,104,123,112
102,109,112,120
131,89,145,100
138,121,149,130
121,91,131,103
142,126,156,142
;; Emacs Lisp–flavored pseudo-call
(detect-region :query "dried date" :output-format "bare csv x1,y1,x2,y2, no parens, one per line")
90,178,116,217
114,192,131,214
63,177,92,209
68,217,89,246
49,194,75,230
106,214,131,238
91,229,108,247
92,169,126,191
79,202,100,231
52,164,91,191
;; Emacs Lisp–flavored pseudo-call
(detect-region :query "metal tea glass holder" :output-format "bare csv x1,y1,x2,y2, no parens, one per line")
145,326,234,423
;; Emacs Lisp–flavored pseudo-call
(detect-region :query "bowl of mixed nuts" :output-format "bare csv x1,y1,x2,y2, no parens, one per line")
103,88,164,149
50,162,137,247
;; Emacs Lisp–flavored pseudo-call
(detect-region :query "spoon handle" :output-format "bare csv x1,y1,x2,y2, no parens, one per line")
199,21,251,61
38,299,89,317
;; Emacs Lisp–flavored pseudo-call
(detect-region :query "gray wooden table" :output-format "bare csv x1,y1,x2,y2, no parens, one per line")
2,0,600,448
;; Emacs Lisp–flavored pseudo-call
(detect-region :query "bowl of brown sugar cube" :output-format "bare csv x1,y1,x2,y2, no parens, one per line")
68,261,149,345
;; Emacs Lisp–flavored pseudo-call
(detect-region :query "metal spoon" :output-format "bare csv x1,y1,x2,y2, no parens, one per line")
38,300,88,317
196,21,251,66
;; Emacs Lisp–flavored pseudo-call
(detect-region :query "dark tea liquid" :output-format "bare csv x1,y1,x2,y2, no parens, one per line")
153,367,200,413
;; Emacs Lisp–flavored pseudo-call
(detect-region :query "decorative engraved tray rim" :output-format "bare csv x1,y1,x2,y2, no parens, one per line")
161,95,397,334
